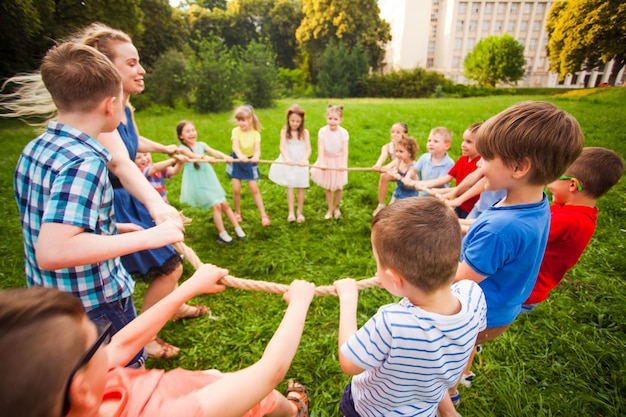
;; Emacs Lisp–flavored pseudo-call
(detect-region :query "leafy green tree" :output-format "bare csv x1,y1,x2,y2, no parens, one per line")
0,0,45,77
296,0,390,82
136,0,188,69
464,34,526,87
547,0,626,85
317,41,368,97
266,0,303,69
238,41,278,108
143,49,191,107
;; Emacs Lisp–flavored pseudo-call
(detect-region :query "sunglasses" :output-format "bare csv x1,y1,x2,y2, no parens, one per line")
558,175,583,191
61,322,113,416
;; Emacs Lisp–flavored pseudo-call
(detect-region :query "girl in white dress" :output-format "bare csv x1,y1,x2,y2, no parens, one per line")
269,104,311,222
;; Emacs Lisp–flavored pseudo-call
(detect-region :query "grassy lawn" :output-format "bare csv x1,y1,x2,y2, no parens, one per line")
2,89,625,416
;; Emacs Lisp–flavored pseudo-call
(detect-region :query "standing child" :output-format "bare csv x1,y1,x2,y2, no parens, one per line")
413,123,483,218
522,147,624,310
388,136,420,203
410,126,455,196
311,104,349,219
135,152,185,204
269,104,312,223
371,122,409,215
335,198,487,417
226,105,270,226
177,120,246,244
440,101,584,413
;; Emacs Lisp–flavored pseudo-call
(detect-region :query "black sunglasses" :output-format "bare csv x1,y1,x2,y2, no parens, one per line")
61,322,113,416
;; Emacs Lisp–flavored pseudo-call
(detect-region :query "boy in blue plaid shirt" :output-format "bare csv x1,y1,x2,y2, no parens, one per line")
13,43,183,367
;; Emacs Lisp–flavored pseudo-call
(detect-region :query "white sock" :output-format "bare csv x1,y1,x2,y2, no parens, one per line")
377,203,386,209
234,227,246,238
218,231,233,242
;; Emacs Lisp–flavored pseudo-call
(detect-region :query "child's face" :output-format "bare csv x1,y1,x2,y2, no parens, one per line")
135,152,151,169
477,156,512,192
288,113,303,131
111,41,146,96
547,174,578,205
427,134,450,155
461,130,478,158
237,117,252,131
390,124,406,141
179,123,197,146
394,144,412,163
326,111,342,130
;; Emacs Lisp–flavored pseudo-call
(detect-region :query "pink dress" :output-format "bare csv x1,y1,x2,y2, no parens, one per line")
311,125,349,191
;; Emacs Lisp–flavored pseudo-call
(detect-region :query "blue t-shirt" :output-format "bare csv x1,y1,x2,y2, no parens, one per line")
414,152,455,196
461,194,550,327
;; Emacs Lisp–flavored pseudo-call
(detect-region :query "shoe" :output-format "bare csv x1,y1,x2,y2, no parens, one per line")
286,380,309,417
450,391,461,408
287,213,296,222
261,214,271,227
234,211,243,222
333,208,342,219
373,204,385,216
296,213,305,223
324,211,333,220
172,304,210,321
459,372,475,388
146,337,180,359
476,344,483,354
217,235,234,244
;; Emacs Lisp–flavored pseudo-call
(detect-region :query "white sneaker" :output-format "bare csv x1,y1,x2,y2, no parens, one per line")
459,372,475,388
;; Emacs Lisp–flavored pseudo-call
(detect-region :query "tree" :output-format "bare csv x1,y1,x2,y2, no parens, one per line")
317,41,368,97
547,0,626,85
464,35,526,87
296,0,391,82
237,41,278,108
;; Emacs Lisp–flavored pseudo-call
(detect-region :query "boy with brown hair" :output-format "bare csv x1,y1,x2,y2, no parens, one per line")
440,101,585,413
334,198,487,417
0,265,315,417
13,42,183,367
523,147,624,310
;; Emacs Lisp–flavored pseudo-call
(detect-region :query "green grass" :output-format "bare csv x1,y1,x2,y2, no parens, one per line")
2,89,626,416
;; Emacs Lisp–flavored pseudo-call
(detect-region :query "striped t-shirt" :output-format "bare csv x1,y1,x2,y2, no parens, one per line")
341,280,486,417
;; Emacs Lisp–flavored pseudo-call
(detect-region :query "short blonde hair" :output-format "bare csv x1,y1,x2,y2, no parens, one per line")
476,101,584,185
429,126,452,143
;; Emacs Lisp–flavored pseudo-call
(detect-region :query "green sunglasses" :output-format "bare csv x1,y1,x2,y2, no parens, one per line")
559,175,583,191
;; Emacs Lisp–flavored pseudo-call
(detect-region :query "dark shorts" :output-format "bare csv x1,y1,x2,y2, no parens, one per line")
226,152,260,181
87,296,146,368
340,383,362,417
454,206,470,219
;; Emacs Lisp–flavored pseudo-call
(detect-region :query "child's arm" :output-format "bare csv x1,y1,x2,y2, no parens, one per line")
455,261,486,284
300,130,312,165
194,280,316,417
251,137,261,163
145,158,177,177
107,264,228,367
416,174,454,189
316,133,326,167
231,134,249,161
448,169,483,199
341,137,349,168
35,221,183,270
446,177,487,208
202,143,231,161
278,129,293,164
138,135,178,156
98,131,182,228
334,278,366,375
372,143,390,171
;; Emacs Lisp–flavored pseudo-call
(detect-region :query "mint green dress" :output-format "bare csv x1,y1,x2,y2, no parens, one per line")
180,142,226,209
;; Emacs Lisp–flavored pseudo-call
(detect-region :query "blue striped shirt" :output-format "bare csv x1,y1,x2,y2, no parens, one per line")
341,280,487,417
14,121,134,311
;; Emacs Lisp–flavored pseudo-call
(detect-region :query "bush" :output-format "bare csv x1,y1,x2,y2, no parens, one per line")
144,49,192,108
355,68,454,98
191,38,238,113
317,41,369,98
237,41,279,108
277,68,314,98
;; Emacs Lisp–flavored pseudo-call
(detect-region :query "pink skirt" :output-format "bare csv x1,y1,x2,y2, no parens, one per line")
311,154,348,191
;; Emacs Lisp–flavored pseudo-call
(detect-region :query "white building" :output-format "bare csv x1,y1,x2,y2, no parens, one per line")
378,0,624,87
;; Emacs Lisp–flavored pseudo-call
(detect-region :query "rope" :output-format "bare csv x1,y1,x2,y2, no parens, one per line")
186,157,374,172
174,241,381,296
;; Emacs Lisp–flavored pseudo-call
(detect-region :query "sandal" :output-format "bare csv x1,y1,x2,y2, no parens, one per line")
146,337,180,359
296,213,305,223
261,214,271,227
286,380,309,417
234,211,243,222
172,304,210,321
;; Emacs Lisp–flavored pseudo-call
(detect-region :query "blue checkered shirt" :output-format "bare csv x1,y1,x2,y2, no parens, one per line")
14,122,134,311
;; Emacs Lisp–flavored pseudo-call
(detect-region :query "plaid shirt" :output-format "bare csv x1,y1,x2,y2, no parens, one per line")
14,121,134,311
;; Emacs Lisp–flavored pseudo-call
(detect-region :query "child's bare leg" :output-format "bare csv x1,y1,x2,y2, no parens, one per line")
142,262,182,312
232,178,242,214
334,189,343,211
325,189,334,217
265,392,298,417
222,202,240,228
296,188,305,215
248,180,267,216
377,172,392,205
287,187,295,217
213,204,226,233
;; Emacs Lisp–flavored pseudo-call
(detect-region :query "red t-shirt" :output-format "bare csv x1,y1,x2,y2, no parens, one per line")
524,204,598,305
448,155,481,213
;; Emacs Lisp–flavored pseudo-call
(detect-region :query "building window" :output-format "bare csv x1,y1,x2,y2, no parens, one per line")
520,20,528,31
428,41,436,54
485,2,494,13
457,20,465,30
459,2,467,13
508,21,515,31
427,57,434,68
511,2,519,13
472,2,480,13
497,2,506,13
453,56,461,68
529,38,537,50
523,3,532,13
495,20,503,31
533,21,541,31
536,3,545,14
431,25,438,37
483,21,491,31
455,38,463,50
467,38,476,50
431,12,438,22
470,20,477,30
432,0,439,5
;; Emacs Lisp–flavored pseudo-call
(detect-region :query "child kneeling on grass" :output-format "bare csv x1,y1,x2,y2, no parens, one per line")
0,264,314,417
334,197,487,417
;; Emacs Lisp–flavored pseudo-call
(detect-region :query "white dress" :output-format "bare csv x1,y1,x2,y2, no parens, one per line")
268,138,310,188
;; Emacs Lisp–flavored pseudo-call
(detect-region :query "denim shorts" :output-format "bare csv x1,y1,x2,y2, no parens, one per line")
87,296,146,368
339,383,362,417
